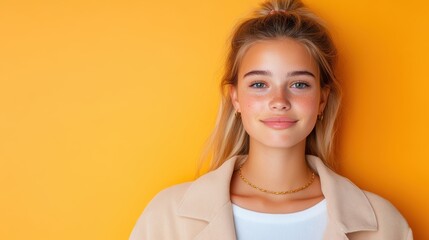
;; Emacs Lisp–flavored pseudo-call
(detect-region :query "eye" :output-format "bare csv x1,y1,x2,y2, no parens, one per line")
249,82,267,88
291,81,310,89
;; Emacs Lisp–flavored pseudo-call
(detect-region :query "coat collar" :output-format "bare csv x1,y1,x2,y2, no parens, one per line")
306,155,377,233
177,155,378,238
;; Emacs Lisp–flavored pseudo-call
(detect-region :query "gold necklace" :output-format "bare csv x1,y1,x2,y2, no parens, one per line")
238,164,316,195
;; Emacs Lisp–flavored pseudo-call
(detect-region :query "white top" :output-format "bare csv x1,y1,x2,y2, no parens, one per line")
232,199,328,240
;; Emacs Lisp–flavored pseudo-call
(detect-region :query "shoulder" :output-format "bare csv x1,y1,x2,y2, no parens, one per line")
129,157,239,240
362,190,410,227
129,182,192,240
311,155,413,239
309,155,411,234
142,182,192,216
351,190,412,239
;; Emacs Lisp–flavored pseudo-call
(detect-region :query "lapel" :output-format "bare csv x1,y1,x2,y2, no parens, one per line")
307,155,378,239
177,155,378,240
177,155,241,240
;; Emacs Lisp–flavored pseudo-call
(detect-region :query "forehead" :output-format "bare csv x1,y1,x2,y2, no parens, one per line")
238,38,319,78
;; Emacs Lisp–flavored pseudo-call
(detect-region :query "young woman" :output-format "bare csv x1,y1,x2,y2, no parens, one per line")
130,0,412,239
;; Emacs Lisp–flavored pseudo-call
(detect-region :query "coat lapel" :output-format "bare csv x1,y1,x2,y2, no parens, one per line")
306,155,378,238
193,202,236,240
177,155,242,240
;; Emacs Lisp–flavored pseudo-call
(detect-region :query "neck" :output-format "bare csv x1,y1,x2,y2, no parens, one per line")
241,138,311,192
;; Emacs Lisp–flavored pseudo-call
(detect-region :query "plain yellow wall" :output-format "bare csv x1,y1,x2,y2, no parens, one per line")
1,0,428,239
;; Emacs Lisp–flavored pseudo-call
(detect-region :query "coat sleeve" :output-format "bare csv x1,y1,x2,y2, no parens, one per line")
129,202,155,240
129,214,146,240
129,183,192,240
357,191,412,240
406,228,413,240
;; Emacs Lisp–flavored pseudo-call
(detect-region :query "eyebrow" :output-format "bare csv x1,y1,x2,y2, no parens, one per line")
287,70,316,78
242,70,315,78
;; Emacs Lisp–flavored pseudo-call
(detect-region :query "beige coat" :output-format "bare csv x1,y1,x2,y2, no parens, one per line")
130,155,413,240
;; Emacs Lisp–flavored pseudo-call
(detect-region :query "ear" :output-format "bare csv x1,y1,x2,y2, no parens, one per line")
319,86,330,113
229,85,240,112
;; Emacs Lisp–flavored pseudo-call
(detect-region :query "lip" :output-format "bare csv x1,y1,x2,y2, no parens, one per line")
260,117,297,129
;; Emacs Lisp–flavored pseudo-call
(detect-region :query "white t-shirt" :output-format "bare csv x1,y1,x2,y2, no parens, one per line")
232,199,328,240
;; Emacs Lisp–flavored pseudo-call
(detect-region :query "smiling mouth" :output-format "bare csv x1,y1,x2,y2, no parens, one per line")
260,118,297,129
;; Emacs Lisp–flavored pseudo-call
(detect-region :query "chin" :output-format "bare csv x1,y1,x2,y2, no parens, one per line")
253,135,307,150
266,142,303,149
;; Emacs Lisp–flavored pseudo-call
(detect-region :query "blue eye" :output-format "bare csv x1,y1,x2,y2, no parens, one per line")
291,82,310,89
250,82,267,88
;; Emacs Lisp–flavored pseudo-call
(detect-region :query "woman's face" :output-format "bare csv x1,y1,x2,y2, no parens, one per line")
230,38,329,150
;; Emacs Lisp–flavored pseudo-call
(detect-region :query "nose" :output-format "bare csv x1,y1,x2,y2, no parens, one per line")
269,90,291,110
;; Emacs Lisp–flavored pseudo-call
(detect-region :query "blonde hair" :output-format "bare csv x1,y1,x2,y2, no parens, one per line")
198,0,341,173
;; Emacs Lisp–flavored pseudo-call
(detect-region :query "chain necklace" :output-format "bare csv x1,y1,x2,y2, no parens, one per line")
238,164,316,195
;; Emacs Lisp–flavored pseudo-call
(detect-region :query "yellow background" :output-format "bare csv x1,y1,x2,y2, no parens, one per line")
1,0,427,239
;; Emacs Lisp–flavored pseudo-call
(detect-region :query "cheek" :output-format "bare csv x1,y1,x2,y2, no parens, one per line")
292,94,320,115
238,94,266,115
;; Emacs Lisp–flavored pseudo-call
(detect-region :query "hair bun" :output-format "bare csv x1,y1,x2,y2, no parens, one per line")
255,0,304,17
